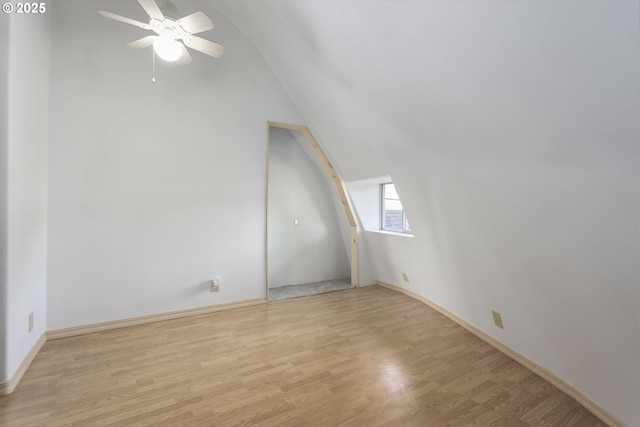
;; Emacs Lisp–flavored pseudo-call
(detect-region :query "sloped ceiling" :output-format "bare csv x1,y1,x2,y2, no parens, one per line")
211,0,637,180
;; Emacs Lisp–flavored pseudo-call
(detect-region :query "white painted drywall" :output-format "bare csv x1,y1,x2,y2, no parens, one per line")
46,0,303,330
267,128,350,287
0,11,9,382
210,1,640,424
2,11,50,382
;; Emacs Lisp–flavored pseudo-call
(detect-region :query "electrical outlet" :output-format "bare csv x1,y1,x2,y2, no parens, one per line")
491,310,504,329
401,273,409,283
210,277,220,292
28,312,34,332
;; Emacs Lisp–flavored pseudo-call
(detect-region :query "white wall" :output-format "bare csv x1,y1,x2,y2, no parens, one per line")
268,128,350,287
46,0,302,330
1,11,50,382
0,11,9,382
209,1,640,424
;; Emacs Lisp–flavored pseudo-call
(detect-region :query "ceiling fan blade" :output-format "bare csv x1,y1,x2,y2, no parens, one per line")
183,35,224,58
176,44,193,65
137,0,164,21
127,35,157,49
177,11,214,35
99,11,151,30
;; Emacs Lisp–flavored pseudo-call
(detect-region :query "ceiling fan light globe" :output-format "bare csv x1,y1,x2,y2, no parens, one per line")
153,36,182,62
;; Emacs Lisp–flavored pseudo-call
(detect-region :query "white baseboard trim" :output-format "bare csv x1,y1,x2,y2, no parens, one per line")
47,298,267,340
376,281,625,427
0,333,46,395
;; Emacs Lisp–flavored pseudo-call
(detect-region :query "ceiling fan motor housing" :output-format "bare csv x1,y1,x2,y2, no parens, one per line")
150,18,189,40
157,0,179,19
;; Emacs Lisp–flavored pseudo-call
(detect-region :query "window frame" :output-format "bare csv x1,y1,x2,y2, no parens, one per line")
380,182,411,234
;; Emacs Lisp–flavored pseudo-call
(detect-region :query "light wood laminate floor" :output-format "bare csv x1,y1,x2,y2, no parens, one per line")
0,286,606,426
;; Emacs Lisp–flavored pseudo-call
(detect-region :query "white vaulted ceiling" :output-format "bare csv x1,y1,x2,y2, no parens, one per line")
211,1,637,180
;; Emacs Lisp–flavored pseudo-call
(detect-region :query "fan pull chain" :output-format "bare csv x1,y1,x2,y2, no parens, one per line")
152,48,156,83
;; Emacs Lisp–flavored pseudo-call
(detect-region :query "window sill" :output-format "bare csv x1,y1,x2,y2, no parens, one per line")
366,229,414,238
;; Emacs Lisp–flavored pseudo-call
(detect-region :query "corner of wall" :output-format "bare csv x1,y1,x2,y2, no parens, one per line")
3,10,50,384
0,11,10,383
0,333,45,395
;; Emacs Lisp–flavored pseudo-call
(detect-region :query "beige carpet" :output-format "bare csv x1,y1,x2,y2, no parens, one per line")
269,278,351,302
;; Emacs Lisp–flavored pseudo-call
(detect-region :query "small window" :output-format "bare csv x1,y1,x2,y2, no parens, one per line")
381,183,411,233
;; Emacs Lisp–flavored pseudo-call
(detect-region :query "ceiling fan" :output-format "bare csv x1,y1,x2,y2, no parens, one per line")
99,0,224,65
